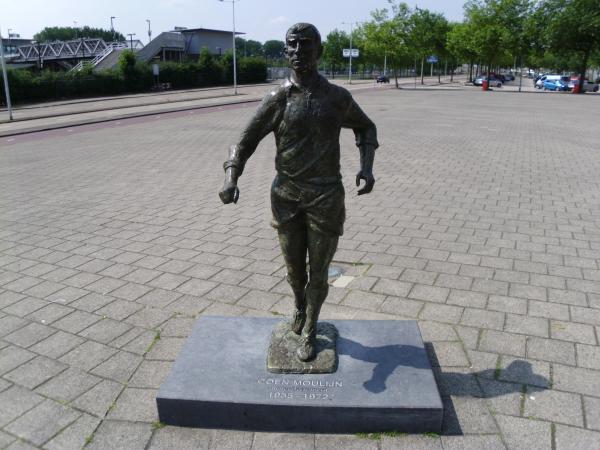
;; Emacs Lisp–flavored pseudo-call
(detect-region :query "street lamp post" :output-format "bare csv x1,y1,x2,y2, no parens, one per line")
218,0,239,95
127,33,136,50
146,20,152,43
0,27,14,120
342,22,354,84
110,16,115,41
73,21,78,39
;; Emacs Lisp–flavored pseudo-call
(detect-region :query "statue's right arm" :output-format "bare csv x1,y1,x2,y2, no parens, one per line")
219,91,283,204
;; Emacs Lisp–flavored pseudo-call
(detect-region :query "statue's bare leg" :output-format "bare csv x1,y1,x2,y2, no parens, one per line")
297,228,339,362
277,221,308,334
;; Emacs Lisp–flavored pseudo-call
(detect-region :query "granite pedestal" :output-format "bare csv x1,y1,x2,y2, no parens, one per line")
156,316,443,433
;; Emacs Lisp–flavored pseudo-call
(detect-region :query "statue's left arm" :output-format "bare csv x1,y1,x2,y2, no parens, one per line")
342,99,379,195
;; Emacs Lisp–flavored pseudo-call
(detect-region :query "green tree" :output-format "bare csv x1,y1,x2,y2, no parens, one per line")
198,46,221,84
464,0,512,86
34,26,125,42
447,21,479,81
407,7,449,84
235,37,264,57
263,40,285,64
539,0,600,92
322,30,350,78
360,2,411,87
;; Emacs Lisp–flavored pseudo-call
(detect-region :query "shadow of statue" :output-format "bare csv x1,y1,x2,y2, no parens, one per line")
337,337,430,393
338,337,549,398
337,336,550,436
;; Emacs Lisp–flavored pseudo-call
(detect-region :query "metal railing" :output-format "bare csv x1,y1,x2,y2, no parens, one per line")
69,42,129,72
15,38,143,63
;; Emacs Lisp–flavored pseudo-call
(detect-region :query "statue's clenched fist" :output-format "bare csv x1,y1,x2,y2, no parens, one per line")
219,180,240,204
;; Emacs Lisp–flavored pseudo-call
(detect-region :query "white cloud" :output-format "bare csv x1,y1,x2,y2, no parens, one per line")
269,16,290,24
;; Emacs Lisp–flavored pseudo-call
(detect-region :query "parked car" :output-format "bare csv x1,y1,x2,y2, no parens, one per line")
543,79,569,91
567,77,599,92
473,76,502,87
376,75,390,84
535,74,563,89
502,73,515,81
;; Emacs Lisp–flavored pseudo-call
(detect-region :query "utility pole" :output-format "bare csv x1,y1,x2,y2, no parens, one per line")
218,0,239,95
0,27,14,120
348,22,353,84
342,21,362,84
127,33,136,50
110,16,116,41
146,19,152,43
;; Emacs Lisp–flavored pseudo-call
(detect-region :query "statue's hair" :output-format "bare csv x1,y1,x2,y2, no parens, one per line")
286,23,322,47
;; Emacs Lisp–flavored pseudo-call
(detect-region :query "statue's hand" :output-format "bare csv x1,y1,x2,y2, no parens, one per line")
219,180,240,204
356,170,375,196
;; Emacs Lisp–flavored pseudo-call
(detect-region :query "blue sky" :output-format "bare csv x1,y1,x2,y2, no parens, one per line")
3,0,465,44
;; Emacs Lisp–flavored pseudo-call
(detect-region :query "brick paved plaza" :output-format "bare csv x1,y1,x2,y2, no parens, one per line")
1,87,600,449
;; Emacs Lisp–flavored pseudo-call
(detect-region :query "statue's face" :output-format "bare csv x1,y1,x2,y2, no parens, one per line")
285,30,321,74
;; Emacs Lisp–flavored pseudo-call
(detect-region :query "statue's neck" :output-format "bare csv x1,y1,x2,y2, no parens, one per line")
290,70,319,89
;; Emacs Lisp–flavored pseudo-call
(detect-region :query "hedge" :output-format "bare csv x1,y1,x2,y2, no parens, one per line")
0,50,267,105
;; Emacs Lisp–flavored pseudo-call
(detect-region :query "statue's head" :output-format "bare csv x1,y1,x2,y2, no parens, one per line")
285,23,323,74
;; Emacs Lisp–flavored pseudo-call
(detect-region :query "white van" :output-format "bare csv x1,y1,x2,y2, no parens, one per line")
535,74,562,89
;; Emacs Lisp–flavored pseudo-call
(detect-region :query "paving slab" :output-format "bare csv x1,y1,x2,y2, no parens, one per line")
2,86,600,448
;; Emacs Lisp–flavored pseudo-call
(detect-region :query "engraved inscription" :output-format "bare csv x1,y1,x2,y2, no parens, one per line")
258,377,343,401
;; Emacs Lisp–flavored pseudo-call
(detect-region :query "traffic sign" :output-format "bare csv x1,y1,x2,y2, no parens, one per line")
343,49,359,58
427,55,438,63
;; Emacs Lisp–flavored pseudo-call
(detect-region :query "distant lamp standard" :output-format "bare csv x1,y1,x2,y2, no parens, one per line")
110,16,116,41
127,33,136,50
0,27,14,120
218,0,239,95
146,19,152,43
342,21,362,84
73,21,78,39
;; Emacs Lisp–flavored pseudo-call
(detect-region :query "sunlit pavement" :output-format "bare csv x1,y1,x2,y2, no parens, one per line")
1,87,599,449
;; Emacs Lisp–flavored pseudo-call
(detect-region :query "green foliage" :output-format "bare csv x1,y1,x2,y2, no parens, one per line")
322,29,350,74
1,50,265,105
236,37,264,57
198,47,222,85
34,26,125,42
238,57,268,83
540,0,600,77
1,68,125,104
263,40,285,60
118,50,151,91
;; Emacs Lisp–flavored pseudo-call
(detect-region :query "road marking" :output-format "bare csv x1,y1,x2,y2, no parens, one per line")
6,138,15,142
67,129,73,132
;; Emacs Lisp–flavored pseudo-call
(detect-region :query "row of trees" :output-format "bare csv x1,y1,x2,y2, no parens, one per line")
319,0,600,90
34,26,125,42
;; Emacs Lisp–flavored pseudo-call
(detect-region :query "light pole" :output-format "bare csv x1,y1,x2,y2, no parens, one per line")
73,21,78,39
342,21,362,84
342,22,354,84
110,16,115,41
146,20,152,43
127,33,136,50
0,27,14,120
218,0,239,95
